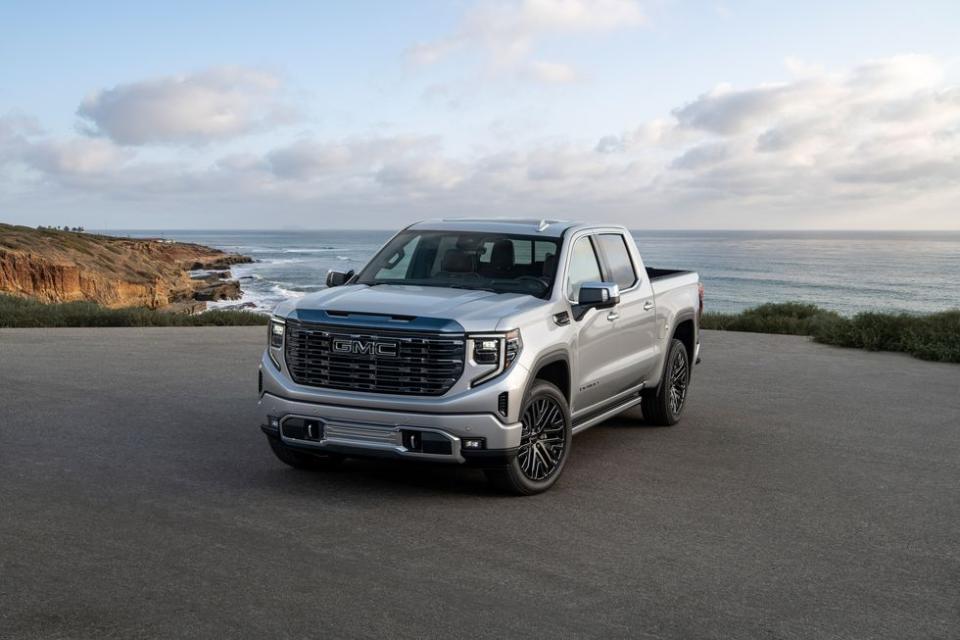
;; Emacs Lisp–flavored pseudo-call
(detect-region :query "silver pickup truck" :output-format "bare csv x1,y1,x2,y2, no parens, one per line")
259,219,703,494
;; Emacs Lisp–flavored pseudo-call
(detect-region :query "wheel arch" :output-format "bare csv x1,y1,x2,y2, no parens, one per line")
650,311,697,390
525,349,571,404
672,314,697,365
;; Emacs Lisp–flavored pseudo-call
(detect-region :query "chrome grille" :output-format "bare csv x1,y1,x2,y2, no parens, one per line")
284,320,465,395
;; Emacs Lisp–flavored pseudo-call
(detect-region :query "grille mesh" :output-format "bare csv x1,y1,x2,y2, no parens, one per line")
284,320,465,395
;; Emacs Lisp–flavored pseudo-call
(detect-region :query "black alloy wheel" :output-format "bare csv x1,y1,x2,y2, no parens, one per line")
640,338,691,426
485,380,572,495
667,344,689,417
517,395,567,481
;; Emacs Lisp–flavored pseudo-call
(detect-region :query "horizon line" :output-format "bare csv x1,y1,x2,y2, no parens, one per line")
6,222,960,233
91,227,960,233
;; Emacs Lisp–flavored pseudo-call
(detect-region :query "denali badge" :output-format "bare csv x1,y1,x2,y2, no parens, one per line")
332,338,398,357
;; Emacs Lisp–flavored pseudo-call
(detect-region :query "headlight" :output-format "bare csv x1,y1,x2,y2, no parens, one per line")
269,318,285,348
268,318,285,369
469,329,522,386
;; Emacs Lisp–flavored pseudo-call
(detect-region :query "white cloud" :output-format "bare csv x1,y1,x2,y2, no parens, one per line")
266,136,441,181
670,142,729,170
409,0,644,82
523,60,582,84
600,55,960,200
76,67,296,145
0,114,133,180
24,138,133,176
376,158,465,190
4,55,959,229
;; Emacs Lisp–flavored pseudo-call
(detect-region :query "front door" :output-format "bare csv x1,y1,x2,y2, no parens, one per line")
565,234,621,413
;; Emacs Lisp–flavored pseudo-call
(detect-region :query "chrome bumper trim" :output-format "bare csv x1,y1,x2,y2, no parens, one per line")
280,415,465,463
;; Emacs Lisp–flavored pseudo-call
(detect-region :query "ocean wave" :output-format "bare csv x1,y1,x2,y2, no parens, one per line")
271,284,306,299
259,257,309,265
238,247,279,254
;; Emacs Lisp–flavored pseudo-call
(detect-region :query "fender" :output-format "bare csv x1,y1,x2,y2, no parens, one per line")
521,348,571,405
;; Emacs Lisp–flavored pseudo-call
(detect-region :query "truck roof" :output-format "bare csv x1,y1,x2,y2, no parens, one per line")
407,218,582,238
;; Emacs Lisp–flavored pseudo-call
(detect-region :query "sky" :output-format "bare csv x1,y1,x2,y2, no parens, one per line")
1,0,959,230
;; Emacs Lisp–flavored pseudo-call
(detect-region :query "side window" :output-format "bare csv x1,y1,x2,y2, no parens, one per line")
566,236,603,299
374,234,419,279
595,234,638,289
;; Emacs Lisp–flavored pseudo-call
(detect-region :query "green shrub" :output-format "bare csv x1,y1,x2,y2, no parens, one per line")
701,302,844,335
0,294,268,328
813,310,960,363
702,302,960,363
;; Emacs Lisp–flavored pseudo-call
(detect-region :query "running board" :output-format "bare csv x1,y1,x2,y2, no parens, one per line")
571,394,644,435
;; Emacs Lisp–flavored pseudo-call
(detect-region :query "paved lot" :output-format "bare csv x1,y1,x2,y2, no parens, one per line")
1,327,958,639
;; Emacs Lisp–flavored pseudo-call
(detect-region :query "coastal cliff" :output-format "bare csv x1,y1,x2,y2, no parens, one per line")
0,224,252,310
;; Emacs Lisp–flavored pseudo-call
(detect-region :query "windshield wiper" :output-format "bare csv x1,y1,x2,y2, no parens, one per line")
445,284,500,293
365,280,501,294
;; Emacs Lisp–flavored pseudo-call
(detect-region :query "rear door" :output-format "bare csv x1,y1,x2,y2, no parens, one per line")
592,233,659,392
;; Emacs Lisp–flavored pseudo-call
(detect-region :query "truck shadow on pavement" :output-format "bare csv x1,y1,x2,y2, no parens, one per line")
247,458,502,498
606,406,672,428
241,412,660,498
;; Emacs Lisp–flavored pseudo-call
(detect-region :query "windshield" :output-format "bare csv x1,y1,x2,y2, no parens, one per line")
355,230,561,298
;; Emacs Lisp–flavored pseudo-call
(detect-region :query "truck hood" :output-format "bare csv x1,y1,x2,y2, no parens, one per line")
277,284,550,332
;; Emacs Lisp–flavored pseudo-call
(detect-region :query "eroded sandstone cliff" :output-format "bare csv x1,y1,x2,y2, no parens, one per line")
0,224,252,310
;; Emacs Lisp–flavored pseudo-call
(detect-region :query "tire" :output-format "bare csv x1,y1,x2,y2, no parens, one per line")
641,338,691,426
484,380,572,495
266,435,345,471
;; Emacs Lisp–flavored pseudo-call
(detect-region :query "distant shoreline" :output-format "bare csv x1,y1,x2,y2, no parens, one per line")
97,228,960,237
0,223,253,312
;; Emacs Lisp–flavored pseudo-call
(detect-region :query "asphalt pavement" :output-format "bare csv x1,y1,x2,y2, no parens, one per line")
1,327,958,639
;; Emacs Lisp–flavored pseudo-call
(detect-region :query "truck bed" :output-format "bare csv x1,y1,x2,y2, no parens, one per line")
646,266,700,301
646,267,695,281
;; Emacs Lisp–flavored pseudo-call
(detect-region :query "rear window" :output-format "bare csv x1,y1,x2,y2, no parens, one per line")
595,234,638,289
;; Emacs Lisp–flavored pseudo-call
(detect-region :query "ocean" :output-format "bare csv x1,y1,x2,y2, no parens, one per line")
113,229,960,316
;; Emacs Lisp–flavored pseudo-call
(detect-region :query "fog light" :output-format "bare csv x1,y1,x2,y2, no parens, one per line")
269,416,280,428
463,438,486,450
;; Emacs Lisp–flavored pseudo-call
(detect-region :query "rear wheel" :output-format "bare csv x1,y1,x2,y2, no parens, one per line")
641,338,691,426
266,436,345,471
484,380,571,495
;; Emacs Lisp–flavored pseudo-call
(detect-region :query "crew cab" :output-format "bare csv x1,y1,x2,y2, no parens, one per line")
259,219,703,494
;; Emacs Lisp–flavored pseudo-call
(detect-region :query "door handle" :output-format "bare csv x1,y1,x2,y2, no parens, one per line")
607,311,619,321
643,301,654,311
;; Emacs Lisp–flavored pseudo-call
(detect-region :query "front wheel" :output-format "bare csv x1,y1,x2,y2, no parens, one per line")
641,338,691,426
484,380,572,495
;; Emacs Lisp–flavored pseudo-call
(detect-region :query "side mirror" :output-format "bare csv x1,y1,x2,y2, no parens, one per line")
573,282,620,320
325,269,354,288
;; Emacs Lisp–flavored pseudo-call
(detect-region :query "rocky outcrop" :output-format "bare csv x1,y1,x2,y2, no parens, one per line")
192,274,242,301
0,224,253,310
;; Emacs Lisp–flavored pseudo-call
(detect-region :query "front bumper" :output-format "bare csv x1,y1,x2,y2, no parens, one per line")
259,344,527,464
258,391,523,466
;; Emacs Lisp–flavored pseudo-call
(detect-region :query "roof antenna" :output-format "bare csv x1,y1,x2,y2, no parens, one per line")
537,219,549,232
